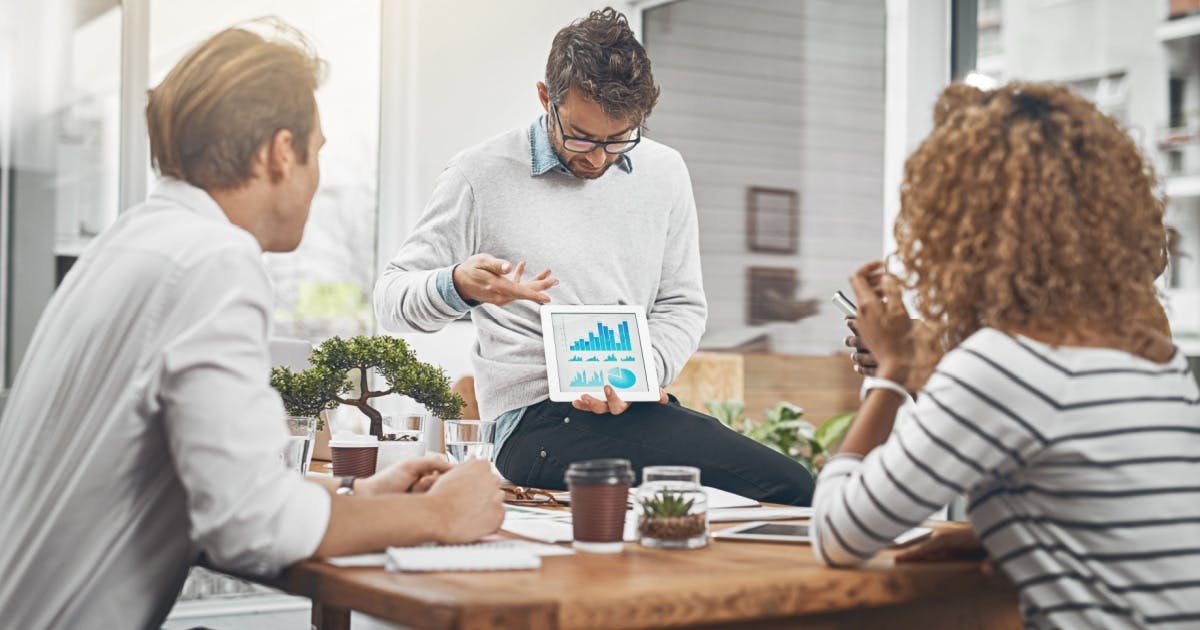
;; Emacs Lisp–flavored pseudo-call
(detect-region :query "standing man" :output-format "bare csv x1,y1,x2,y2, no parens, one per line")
0,20,503,629
375,8,813,505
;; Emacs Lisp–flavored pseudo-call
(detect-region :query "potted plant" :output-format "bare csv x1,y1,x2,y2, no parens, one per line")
705,400,855,474
271,335,464,439
636,488,708,549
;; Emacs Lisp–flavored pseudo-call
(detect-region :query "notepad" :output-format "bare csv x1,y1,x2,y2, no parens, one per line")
382,540,572,572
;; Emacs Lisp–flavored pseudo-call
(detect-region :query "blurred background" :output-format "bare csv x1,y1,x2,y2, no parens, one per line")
5,0,1200,625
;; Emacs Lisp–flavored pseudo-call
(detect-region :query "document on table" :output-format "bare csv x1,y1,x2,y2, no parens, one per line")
325,539,572,570
707,506,813,522
502,507,639,543
548,486,761,509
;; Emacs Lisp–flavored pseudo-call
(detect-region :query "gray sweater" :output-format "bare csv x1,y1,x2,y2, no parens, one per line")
374,122,707,421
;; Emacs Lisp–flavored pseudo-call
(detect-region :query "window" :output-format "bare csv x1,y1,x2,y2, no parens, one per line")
955,0,1200,350
148,1,382,342
642,0,886,357
2,0,123,387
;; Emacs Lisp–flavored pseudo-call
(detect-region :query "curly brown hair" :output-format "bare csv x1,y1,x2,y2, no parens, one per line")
545,7,660,125
894,82,1171,386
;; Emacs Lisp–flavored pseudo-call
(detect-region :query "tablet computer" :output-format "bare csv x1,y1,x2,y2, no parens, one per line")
540,305,660,402
713,521,933,546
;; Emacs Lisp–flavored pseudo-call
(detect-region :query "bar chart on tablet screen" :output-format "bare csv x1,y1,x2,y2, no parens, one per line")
553,314,650,393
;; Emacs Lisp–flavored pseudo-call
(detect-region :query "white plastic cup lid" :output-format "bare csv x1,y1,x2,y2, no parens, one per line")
329,434,379,448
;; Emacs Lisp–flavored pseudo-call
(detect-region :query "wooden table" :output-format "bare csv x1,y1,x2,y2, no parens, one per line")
256,520,1020,630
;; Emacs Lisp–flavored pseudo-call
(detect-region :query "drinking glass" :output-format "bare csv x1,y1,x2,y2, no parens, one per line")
377,414,427,473
442,420,497,464
281,416,317,475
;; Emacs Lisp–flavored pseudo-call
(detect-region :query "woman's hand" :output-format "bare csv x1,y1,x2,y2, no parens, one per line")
895,526,991,571
848,261,913,384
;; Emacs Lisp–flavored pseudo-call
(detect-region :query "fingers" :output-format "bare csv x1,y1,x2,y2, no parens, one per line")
573,394,610,414
849,266,882,310
533,268,553,281
403,455,453,477
853,364,878,376
658,388,669,404
512,260,527,284
411,471,440,493
604,385,630,415
851,351,879,368
475,254,512,276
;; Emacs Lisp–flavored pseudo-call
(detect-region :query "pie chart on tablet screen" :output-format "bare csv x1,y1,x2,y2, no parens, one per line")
607,367,637,389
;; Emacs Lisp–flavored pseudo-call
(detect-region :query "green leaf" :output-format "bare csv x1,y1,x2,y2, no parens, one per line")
813,412,856,451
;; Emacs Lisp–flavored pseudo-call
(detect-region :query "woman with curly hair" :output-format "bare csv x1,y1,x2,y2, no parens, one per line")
810,82,1200,629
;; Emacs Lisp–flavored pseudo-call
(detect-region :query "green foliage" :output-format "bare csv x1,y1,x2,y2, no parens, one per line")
705,399,855,474
270,365,346,426
640,490,696,519
270,335,465,437
704,399,746,428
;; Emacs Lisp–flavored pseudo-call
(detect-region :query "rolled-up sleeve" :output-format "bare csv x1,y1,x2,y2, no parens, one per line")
156,245,330,576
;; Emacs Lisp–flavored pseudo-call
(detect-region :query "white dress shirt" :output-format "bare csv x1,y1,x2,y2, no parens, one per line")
0,179,330,629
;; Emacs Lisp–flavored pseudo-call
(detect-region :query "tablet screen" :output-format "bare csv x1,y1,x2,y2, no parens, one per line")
548,312,652,395
738,523,809,538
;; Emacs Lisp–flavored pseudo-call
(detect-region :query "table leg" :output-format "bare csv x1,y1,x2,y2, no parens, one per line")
311,602,351,630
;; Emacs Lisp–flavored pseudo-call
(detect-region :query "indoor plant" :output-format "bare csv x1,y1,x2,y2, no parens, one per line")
636,488,708,548
705,400,855,474
271,335,464,439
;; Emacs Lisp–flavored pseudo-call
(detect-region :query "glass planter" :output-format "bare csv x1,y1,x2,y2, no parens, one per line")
635,466,708,549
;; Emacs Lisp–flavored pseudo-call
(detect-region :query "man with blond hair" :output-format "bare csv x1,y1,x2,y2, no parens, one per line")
0,20,503,629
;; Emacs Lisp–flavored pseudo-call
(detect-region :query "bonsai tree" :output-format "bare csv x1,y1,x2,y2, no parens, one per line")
270,335,464,438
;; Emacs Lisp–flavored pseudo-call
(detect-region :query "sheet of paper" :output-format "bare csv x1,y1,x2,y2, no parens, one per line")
707,506,813,522
548,486,760,509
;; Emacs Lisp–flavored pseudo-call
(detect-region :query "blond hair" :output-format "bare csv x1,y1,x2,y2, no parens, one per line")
146,18,325,189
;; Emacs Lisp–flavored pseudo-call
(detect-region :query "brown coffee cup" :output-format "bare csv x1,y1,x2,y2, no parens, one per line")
329,436,379,478
565,459,634,553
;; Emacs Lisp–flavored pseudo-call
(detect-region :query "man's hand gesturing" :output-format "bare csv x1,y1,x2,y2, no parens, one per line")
453,254,558,306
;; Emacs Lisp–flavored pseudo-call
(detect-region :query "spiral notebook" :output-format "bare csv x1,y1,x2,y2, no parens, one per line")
382,539,571,572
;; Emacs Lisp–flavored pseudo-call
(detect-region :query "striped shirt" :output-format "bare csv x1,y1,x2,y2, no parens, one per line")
811,328,1200,629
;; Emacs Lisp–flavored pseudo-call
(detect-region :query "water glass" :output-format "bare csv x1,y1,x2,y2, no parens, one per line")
281,416,317,475
442,419,496,464
377,414,427,473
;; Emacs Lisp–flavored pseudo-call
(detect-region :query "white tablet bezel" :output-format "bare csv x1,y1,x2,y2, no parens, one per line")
712,521,812,543
540,305,660,403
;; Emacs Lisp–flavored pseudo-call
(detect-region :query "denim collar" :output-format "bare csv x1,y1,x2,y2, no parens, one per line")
528,115,633,177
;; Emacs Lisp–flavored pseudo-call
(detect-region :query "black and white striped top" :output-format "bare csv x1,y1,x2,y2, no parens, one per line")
811,328,1200,629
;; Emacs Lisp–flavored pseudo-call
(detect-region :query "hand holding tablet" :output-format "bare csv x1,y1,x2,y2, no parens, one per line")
541,305,663,405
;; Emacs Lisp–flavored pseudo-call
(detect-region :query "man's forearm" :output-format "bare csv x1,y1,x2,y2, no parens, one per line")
312,493,445,558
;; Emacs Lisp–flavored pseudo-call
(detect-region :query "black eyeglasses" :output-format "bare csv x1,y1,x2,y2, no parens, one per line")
550,104,641,155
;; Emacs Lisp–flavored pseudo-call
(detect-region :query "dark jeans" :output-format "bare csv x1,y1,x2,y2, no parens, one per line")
495,397,815,506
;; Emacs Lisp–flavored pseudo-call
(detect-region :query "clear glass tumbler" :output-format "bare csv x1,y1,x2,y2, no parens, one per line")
442,419,497,464
281,416,317,475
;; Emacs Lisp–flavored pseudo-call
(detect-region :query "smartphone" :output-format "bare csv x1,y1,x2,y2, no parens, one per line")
831,290,857,317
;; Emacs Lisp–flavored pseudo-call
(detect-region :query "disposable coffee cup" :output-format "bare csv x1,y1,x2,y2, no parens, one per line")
565,459,634,553
329,435,379,478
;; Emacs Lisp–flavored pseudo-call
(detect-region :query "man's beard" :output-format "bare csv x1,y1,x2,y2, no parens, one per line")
553,146,613,180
